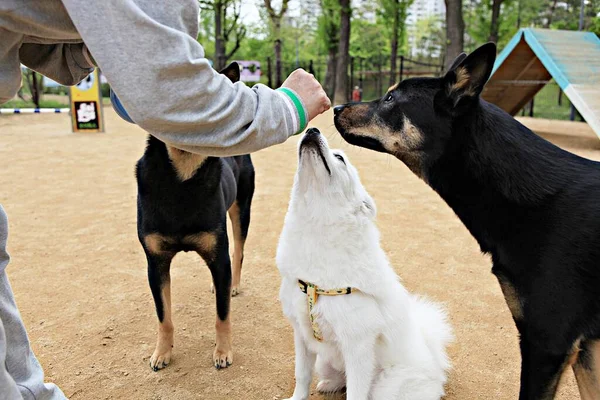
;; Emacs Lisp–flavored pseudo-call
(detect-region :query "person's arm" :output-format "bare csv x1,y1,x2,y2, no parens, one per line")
61,0,316,156
0,30,24,104
18,43,95,86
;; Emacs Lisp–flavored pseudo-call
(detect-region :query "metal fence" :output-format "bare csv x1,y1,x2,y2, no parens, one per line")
258,56,444,102
267,59,580,121
348,56,444,101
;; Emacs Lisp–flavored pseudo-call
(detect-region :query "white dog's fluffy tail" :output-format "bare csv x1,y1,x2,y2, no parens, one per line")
411,296,453,376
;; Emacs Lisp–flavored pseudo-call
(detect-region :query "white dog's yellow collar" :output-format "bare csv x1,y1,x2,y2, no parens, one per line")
297,279,358,342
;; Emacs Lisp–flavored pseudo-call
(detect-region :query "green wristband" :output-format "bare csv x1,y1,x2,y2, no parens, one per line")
277,87,308,134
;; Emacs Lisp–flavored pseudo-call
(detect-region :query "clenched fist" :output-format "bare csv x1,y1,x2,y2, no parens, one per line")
281,69,331,122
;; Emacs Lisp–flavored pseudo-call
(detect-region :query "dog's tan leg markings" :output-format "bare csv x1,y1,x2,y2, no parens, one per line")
186,231,218,293
184,231,218,261
228,202,245,296
573,340,600,400
144,233,168,255
166,146,208,181
213,316,233,369
143,236,176,371
150,282,174,371
496,275,524,321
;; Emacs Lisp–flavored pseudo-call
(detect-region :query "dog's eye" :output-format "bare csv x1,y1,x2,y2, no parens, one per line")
334,154,346,164
384,94,393,102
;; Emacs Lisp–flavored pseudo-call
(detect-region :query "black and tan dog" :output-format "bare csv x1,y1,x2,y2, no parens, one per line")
136,63,254,371
334,43,600,400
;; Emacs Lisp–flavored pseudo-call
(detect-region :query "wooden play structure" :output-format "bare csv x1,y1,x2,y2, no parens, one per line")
482,28,600,139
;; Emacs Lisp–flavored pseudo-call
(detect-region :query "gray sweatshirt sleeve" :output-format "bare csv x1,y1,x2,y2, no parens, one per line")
60,0,306,156
0,1,96,103
19,43,95,86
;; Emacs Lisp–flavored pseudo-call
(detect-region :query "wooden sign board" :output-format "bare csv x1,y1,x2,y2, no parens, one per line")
69,69,105,133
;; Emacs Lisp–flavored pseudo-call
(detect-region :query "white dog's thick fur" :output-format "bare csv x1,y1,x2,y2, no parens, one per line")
276,130,453,400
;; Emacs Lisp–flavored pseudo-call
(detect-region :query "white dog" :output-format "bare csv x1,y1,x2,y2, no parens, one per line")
276,128,453,400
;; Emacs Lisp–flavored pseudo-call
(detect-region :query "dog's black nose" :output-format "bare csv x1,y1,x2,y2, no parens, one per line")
333,105,345,116
305,127,321,136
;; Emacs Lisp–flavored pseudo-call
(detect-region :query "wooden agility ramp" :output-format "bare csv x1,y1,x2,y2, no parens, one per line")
482,28,600,139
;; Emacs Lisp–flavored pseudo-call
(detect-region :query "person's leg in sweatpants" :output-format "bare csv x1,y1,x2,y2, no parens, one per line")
0,205,66,400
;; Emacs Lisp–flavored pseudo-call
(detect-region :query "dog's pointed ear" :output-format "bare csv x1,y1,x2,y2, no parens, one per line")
436,43,496,113
220,62,241,83
446,52,467,73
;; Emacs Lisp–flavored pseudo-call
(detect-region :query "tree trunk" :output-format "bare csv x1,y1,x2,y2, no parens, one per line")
334,0,351,105
488,0,502,43
264,0,290,87
389,0,400,86
267,57,273,88
444,0,465,70
29,71,41,108
274,21,283,87
214,0,226,69
324,47,337,98
544,0,558,28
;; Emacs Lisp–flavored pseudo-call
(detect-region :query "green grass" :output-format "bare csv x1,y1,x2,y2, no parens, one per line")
526,83,574,121
1,99,69,109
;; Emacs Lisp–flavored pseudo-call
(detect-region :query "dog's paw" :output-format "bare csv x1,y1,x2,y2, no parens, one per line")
317,379,345,394
213,347,233,369
211,284,240,297
149,347,172,372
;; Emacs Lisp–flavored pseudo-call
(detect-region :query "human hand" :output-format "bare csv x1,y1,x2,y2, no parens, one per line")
281,69,331,122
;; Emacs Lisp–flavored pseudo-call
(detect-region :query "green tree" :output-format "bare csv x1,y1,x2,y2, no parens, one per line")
198,0,247,68
411,15,445,63
263,0,291,87
334,0,352,104
379,0,412,85
317,0,340,97
445,0,465,68
551,0,599,31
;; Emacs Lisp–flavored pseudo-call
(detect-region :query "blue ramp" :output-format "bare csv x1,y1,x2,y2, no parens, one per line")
482,28,600,139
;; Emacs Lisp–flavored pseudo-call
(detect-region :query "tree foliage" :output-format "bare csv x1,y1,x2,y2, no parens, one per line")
194,0,598,88
198,0,247,68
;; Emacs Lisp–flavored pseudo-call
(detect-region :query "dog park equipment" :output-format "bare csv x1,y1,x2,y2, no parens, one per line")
0,108,69,114
482,28,600,139
68,69,104,133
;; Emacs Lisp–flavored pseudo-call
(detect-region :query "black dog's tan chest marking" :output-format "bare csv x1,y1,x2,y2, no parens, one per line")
166,146,208,181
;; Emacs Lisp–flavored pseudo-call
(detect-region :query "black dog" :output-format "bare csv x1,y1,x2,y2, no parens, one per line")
334,43,600,399
136,63,254,371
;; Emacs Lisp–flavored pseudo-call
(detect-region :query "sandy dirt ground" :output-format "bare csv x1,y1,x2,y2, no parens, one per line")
1,109,598,399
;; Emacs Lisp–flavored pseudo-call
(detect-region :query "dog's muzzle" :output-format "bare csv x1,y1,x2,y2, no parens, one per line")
300,127,322,146
299,128,331,175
